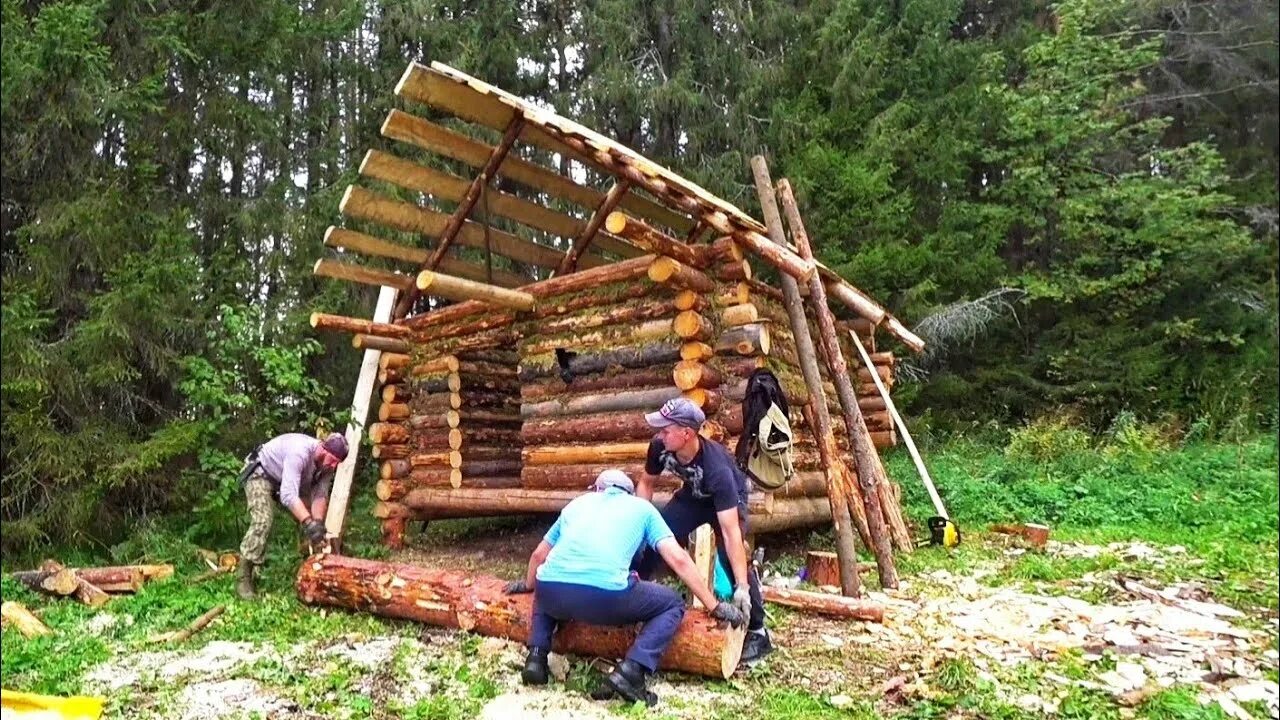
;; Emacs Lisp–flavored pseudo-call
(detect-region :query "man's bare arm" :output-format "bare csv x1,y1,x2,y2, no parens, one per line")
636,473,658,502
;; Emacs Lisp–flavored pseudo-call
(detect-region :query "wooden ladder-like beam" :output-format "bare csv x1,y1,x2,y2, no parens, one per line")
556,180,631,275
394,114,525,319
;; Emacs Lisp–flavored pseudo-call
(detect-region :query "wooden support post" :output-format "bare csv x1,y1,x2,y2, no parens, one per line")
691,524,716,609
558,181,631,274
751,155,863,598
777,179,902,586
325,286,398,550
394,114,525,318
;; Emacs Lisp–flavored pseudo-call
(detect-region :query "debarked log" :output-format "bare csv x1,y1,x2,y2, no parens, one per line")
522,441,652,466
296,555,744,678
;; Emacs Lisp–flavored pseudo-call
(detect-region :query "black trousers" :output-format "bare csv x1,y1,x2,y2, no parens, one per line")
634,494,766,631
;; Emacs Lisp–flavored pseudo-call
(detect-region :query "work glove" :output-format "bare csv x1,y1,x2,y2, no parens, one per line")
302,518,327,545
504,579,532,595
710,601,746,628
732,585,753,620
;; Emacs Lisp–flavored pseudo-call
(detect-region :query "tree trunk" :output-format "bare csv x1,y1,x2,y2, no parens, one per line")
778,179,901,584
296,555,744,678
805,551,841,588
752,156,863,598
760,586,885,622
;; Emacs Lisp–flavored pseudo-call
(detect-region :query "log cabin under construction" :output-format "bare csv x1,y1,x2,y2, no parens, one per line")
310,60,925,554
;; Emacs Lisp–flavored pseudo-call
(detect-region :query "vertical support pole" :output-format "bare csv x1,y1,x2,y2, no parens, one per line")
325,285,399,551
691,524,716,608
750,155,864,598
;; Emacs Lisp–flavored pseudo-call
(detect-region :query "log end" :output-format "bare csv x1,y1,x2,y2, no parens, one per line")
604,211,628,235
338,185,356,214
358,149,375,174
417,270,436,291
647,256,678,283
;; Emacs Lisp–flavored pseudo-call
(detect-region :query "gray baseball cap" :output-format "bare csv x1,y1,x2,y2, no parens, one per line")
644,398,705,430
593,469,635,494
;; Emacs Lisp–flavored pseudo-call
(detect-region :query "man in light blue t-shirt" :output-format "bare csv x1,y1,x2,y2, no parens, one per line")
504,469,744,706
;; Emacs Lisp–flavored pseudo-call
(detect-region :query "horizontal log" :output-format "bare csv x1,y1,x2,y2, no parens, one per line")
411,312,517,345
380,352,412,370
522,463,659,490
416,326,520,356
760,586,885,622
313,258,412,290
324,226,529,288
520,364,674,403
517,342,682,382
521,412,658,445
682,388,721,415
715,323,771,357
522,386,684,419
526,255,656,299
529,280,661,320
648,256,714,293
537,300,678,338
672,360,723,391
673,289,708,312
673,311,714,342
369,422,409,444
296,555,740,677
715,282,751,307
721,303,759,327
379,403,411,422
352,334,411,353
522,441,652,466
311,312,412,338
416,270,535,311
605,212,703,267
706,236,745,263
522,318,673,356
714,259,752,282
680,342,715,362
340,185,592,271
415,390,518,412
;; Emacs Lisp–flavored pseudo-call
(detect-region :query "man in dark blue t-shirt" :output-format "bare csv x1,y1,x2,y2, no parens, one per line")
634,398,772,663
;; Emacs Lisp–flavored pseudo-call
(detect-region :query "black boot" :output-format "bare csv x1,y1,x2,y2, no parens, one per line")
521,647,550,686
605,659,657,706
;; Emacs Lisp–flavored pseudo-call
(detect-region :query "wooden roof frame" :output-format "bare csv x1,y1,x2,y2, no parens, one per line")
315,59,922,351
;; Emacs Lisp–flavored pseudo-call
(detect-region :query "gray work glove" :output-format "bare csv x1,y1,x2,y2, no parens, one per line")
504,579,532,595
302,518,327,545
732,585,753,620
710,601,746,628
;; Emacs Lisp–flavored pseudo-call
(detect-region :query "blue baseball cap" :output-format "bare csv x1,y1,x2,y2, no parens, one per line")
645,398,705,430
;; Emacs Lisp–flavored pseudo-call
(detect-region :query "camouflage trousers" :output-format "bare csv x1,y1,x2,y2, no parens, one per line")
239,471,275,566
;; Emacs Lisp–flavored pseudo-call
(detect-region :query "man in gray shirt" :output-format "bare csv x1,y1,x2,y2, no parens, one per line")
236,432,348,599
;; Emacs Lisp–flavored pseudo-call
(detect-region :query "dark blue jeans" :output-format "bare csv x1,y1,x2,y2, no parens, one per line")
530,578,685,672
635,494,767,631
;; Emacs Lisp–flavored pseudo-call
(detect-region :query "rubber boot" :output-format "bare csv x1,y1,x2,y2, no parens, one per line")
605,659,657,706
521,647,550,686
236,561,257,600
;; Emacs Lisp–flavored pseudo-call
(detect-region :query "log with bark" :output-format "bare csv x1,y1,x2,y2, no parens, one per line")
721,304,759,327
520,412,659,445
537,300,679,337
521,386,684,420
521,463,661,490
715,324,771,357
673,289,709,312
522,319,675,357
672,360,723,391
672,311,715,342
805,551,841,588
529,280,659,320
680,341,715,362
524,254,656,299
647,256,715,293
715,282,751,307
518,343,682,382
760,586,885,622
714,260,752,282
351,334,411,353
605,213,704,267
311,312,413,338
520,365,674,402
296,555,744,678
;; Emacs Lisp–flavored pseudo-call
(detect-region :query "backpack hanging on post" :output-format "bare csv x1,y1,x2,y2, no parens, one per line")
736,369,796,491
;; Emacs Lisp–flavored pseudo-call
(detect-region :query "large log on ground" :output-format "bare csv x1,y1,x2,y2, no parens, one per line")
1,601,51,637
518,343,682,381
520,365,674,402
521,412,658,445
521,386,684,419
296,555,744,678
760,586,885,622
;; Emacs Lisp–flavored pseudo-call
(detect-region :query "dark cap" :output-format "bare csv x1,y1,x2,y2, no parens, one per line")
321,432,349,461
